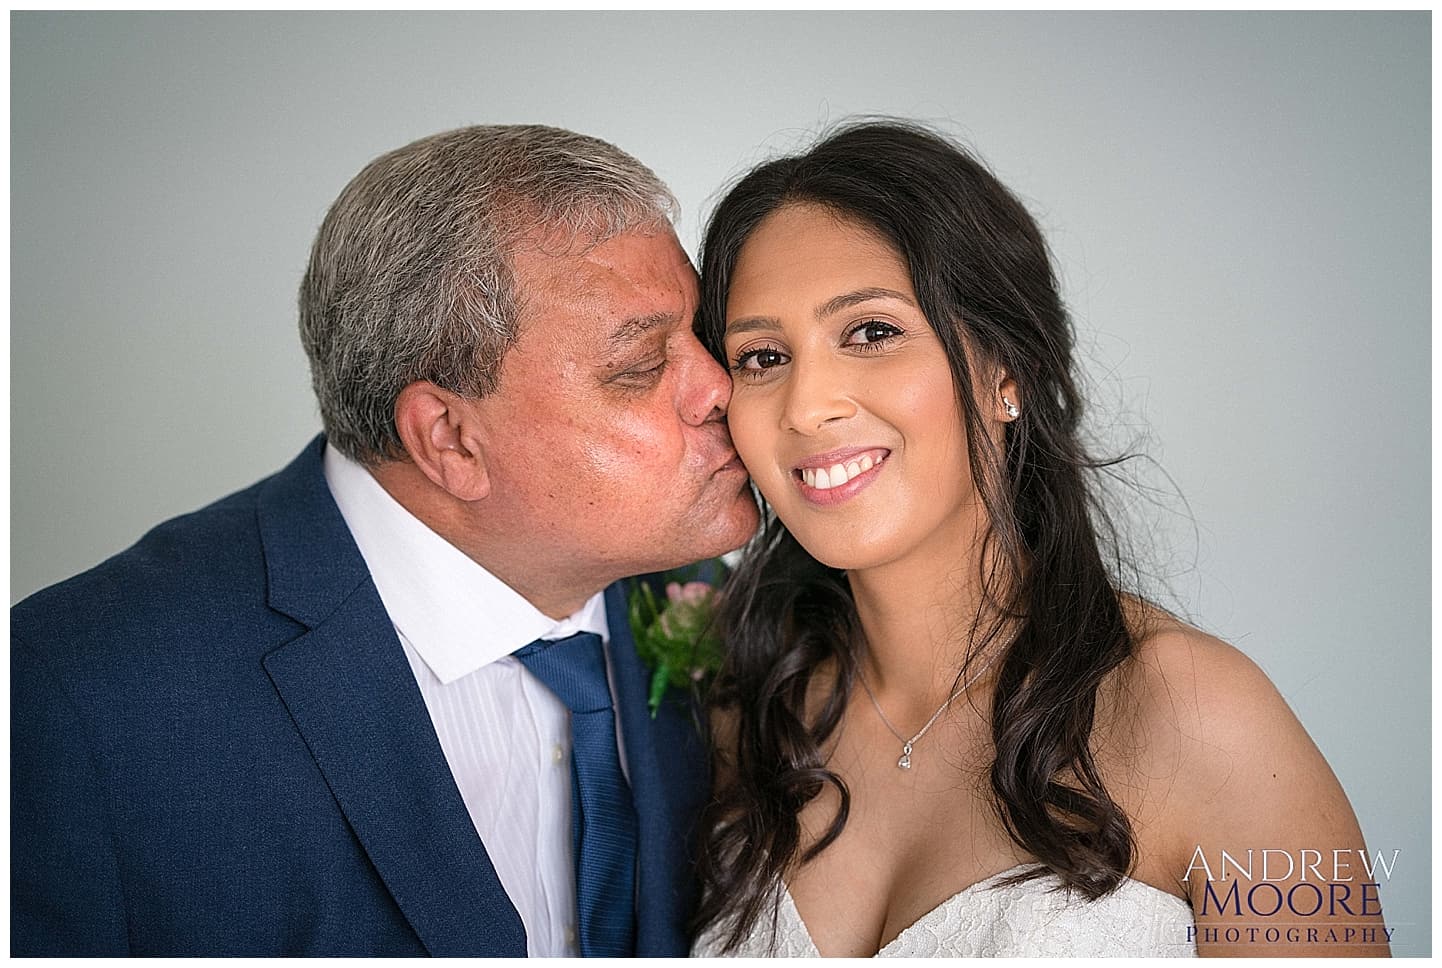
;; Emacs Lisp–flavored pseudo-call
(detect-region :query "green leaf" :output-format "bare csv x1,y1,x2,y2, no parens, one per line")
648,664,671,719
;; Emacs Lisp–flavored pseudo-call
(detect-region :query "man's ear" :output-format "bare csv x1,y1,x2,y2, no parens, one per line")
393,381,491,501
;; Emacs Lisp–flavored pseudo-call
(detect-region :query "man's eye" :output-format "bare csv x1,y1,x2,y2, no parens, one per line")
844,319,904,346
610,359,667,387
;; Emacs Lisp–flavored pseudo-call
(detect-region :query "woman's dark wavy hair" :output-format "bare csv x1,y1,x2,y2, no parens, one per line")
692,120,1148,950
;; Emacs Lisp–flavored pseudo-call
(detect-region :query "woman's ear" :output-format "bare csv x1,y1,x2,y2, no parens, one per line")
393,381,491,501
995,370,1022,422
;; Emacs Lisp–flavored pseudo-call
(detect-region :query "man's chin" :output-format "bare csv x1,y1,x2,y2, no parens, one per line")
640,503,759,576
710,492,761,555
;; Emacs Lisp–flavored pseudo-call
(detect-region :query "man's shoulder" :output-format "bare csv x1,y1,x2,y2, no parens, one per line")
19,475,261,599
12,449,323,673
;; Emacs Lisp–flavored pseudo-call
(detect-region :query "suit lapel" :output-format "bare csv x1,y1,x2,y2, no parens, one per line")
606,580,710,955
256,439,525,956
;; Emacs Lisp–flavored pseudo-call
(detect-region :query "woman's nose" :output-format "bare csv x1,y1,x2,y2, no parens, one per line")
780,355,856,434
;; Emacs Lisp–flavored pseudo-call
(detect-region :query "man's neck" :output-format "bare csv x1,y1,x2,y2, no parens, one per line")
366,459,600,620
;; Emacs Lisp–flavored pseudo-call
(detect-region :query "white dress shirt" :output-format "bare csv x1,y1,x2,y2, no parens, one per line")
323,444,620,957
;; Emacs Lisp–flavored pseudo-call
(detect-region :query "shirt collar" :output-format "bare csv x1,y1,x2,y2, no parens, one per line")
322,443,608,684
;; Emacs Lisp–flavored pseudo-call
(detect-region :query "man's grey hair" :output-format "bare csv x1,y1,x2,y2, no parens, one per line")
298,124,678,464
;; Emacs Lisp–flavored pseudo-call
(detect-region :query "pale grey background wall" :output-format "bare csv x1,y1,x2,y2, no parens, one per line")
11,11,1429,954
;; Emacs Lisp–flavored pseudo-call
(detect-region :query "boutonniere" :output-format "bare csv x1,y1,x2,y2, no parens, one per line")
628,564,725,718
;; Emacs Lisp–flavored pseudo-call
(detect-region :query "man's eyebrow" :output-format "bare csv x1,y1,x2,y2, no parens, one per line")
817,287,915,318
608,312,676,349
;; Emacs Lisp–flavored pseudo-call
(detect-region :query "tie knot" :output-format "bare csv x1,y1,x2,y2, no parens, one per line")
513,631,613,714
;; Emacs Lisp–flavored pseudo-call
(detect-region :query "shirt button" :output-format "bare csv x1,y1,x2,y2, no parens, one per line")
552,742,566,765
566,926,577,949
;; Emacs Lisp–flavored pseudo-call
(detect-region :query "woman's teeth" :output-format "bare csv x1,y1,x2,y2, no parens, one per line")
799,453,882,490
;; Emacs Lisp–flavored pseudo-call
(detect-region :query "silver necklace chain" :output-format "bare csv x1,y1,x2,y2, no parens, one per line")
858,650,999,770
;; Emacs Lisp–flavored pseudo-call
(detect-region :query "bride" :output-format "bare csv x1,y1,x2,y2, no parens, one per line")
689,122,1385,957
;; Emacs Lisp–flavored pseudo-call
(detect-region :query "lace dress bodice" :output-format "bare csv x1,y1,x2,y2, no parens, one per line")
692,865,1197,957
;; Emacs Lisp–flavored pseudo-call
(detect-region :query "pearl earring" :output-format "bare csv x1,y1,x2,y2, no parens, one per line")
1002,396,1020,419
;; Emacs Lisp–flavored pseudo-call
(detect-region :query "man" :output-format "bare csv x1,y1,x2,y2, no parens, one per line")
12,125,759,956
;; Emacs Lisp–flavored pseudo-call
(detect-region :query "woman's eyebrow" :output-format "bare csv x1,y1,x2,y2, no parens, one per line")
725,287,915,337
723,315,781,337
816,287,915,318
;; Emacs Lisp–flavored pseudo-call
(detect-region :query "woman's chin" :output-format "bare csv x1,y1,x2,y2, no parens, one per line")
779,524,893,573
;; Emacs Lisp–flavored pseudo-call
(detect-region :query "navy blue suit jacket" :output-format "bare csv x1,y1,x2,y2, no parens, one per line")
11,437,710,956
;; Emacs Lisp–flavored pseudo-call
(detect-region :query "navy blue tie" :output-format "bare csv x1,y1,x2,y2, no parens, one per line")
513,632,638,957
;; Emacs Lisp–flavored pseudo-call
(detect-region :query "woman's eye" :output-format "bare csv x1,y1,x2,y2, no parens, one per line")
732,346,790,372
844,319,904,347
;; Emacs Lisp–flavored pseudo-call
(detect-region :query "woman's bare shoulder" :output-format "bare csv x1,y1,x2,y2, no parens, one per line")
1121,603,1286,737
1116,600,1365,874
1116,603,1322,787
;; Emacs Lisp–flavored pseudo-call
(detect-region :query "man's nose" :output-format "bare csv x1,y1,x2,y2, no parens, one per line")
678,330,732,426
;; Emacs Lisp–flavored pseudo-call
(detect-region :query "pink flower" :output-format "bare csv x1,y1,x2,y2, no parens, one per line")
665,581,714,606
659,581,716,639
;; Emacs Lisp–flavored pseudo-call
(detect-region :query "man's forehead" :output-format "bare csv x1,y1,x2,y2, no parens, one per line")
531,228,688,277
514,231,693,305
507,232,696,351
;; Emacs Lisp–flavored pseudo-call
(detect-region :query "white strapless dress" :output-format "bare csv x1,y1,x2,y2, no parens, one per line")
691,865,1197,957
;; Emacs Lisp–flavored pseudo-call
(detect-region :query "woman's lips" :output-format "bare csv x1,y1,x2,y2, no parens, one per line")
792,447,890,505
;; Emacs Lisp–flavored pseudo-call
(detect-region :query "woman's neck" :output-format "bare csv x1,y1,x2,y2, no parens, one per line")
845,522,1005,720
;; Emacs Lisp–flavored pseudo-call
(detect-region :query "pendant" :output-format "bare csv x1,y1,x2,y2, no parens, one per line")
897,742,913,770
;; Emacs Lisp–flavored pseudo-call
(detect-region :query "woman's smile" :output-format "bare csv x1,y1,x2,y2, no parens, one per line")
791,447,891,505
